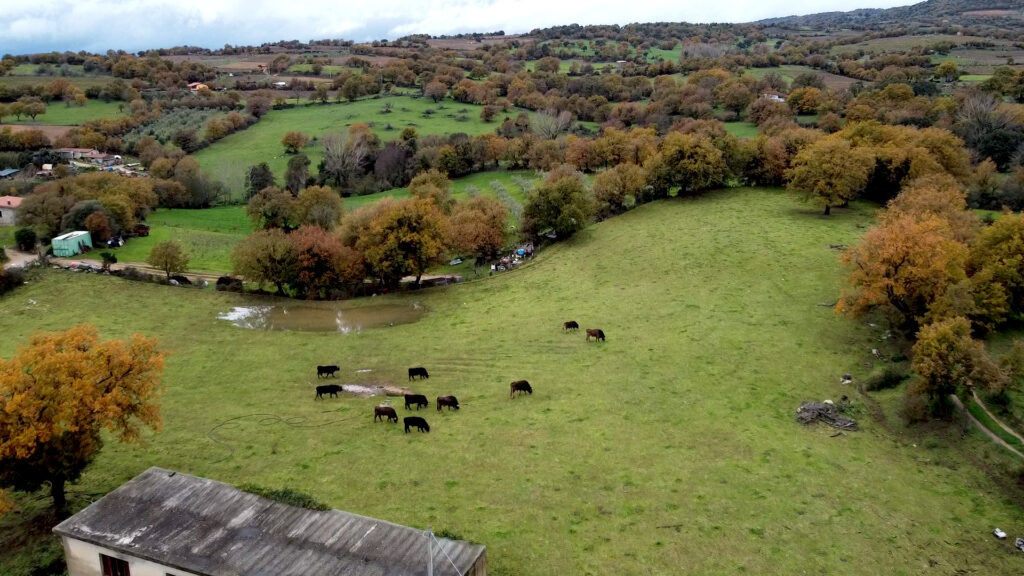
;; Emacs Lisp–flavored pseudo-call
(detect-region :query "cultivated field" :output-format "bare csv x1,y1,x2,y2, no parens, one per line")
2,188,1020,575
193,96,528,199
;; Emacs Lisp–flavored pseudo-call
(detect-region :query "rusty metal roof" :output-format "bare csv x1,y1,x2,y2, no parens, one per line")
53,467,485,576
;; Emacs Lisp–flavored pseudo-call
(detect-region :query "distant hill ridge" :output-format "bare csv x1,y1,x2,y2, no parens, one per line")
757,0,1024,27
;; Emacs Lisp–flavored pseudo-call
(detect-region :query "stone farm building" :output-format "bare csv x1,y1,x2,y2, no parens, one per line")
0,195,21,226
54,467,487,576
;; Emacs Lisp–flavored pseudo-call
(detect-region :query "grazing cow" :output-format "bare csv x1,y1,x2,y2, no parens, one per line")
563,320,579,332
585,328,606,342
374,405,398,423
510,380,533,398
405,394,429,410
315,384,343,399
436,396,460,411
404,416,430,433
408,366,430,381
317,365,340,378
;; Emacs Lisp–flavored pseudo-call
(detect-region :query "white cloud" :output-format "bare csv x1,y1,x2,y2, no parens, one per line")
0,0,911,54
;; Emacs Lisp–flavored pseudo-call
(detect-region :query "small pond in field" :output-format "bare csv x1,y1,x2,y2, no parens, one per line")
218,302,424,333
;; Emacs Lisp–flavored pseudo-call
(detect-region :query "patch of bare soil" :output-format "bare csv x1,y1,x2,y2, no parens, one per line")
5,125,73,139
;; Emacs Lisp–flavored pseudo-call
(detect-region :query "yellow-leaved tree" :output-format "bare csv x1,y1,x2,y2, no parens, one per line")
0,325,164,517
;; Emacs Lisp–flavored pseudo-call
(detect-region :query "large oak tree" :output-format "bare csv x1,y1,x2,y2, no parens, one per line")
0,325,164,517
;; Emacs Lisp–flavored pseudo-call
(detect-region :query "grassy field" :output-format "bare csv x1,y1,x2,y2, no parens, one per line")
0,226,15,249
9,99,125,126
77,170,539,272
193,95,514,200
724,122,758,139
741,65,859,90
2,188,1022,575
84,207,254,273
647,45,682,63
0,75,112,90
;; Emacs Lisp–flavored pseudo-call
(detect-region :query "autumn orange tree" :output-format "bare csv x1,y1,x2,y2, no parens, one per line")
356,198,450,288
0,325,164,517
968,213,1024,321
911,317,1005,416
290,225,364,299
449,195,510,267
786,135,875,215
837,212,968,331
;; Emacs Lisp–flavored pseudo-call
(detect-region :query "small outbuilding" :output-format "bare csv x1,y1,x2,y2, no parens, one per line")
0,195,21,226
54,467,487,576
51,231,93,257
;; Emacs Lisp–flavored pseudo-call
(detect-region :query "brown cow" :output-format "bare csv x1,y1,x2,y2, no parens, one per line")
563,320,579,332
374,405,398,423
585,328,605,342
510,380,533,398
437,396,460,411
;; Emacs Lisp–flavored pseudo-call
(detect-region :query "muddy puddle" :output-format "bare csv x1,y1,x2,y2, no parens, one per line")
218,302,424,333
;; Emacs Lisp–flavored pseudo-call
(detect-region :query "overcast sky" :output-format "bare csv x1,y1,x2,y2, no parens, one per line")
2,0,912,55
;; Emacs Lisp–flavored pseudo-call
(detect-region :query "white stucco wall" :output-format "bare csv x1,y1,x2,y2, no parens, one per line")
61,537,202,576
0,208,16,226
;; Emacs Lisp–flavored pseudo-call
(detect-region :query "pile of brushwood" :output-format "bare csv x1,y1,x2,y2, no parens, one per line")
797,401,858,430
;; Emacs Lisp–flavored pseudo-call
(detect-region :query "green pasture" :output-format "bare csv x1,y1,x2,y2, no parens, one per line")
8,99,125,126
343,168,538,211
647,45,681,63
76,170,539,272
741,65,858,90
0,75,111,90
525,60,581,74
288,64,347,76
84,207,253,273
193,95,514,200
7,64,85,76
2,188,1022,575
960,74,993,83
724,121,758,139
0,226,15,249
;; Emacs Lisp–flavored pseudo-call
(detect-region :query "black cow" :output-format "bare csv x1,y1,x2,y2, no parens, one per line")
405,394,429,410
404,416,430,433
510,380,533,398
563,320,579,332
374,406,398,423
585,328,606,342
408,366,430,381
317,365,340,378
315,384,342,399
437,396,460,411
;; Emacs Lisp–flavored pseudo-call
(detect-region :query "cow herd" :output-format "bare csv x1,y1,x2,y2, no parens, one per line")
311,321,604,434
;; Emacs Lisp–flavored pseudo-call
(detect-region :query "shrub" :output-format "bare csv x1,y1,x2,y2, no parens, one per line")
899,383,931,424
865,366,910,391
14,227,37,252
238,484,329,511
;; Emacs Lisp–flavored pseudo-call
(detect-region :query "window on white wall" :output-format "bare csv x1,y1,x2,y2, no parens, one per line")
100,554,130,576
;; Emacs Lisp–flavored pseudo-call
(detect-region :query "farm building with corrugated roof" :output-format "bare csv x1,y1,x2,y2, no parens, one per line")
53,467,487,576
51,231,92,257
